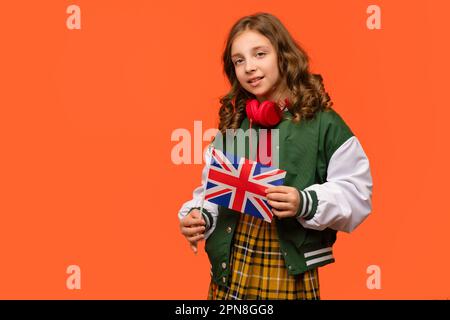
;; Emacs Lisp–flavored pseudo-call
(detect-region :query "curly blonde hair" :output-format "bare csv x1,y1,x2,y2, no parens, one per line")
218,12,333,134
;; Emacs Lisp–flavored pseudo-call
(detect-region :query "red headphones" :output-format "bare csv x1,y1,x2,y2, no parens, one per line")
245,98,290,128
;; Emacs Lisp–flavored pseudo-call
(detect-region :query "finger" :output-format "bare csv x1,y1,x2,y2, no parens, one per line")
189,210,206,223
181,214,205,227
190,243,198,254
180,214,197,227
181,225,205,236
181,219,205,229
271,208,282,218
268,200,291,211
180,218,191,227
187,233,204,243
272,208,294,218
266,192,290,202
265,186,289,194
189,210,201,218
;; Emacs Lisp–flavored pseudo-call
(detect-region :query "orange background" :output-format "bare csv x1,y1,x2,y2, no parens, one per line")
0,0,449,299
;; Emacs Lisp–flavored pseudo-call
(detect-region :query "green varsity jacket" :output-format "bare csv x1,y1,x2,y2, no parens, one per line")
183,108,372,287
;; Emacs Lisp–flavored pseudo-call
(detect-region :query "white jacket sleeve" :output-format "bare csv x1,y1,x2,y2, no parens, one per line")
178,146,219,239
296,136,373,233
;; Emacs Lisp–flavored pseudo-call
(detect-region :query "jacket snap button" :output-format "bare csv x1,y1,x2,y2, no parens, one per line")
284,251,287,256
222,277,226,283
226,226,232,234
221,262,227,269
288,265,292,270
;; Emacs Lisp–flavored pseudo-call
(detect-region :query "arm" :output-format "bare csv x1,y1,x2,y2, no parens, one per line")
178,145,219,240
297,136,373,233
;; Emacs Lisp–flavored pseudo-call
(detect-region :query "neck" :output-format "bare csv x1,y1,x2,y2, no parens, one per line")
257,87,292,110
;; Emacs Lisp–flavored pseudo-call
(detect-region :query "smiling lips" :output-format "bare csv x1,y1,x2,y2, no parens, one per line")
248,76,264,86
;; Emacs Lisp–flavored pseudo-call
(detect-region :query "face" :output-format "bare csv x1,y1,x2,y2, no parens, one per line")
231,29,284,102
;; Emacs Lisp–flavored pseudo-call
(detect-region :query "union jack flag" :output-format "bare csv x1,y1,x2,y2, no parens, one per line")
204,148,286,222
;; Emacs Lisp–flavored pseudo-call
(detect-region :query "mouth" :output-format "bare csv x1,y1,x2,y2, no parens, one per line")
248,76,264,87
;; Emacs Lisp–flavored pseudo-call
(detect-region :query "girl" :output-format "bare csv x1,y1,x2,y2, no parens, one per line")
178,12,373,300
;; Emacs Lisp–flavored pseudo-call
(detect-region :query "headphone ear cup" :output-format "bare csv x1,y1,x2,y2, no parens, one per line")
246,99,259,123
259,100,281,127
246,98,283,127
258,101,272,127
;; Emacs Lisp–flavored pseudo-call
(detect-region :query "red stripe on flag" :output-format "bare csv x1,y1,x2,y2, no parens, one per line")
254,197,273,220
253,169,285,181
212,148,232,172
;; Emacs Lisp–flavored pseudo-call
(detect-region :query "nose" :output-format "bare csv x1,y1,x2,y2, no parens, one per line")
245,59,256,73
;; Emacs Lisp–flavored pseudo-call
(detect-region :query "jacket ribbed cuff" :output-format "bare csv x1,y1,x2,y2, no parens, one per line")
188,207,213,232
295,190,318,220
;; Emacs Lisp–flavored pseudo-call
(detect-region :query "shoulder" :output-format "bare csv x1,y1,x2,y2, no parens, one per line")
317,108,353,135
316,108,355,161
318,108,352,129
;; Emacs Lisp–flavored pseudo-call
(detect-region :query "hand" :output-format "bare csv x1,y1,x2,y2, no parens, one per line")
179,209,206,254
265,186,301,218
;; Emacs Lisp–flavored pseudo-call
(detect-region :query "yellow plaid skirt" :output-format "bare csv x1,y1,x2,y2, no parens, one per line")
207,213,320,300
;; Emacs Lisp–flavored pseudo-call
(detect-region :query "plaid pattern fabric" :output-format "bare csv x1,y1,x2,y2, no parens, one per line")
207,213,320,300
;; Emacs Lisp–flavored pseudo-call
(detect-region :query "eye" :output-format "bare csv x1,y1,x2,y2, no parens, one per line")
233,52,266,66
